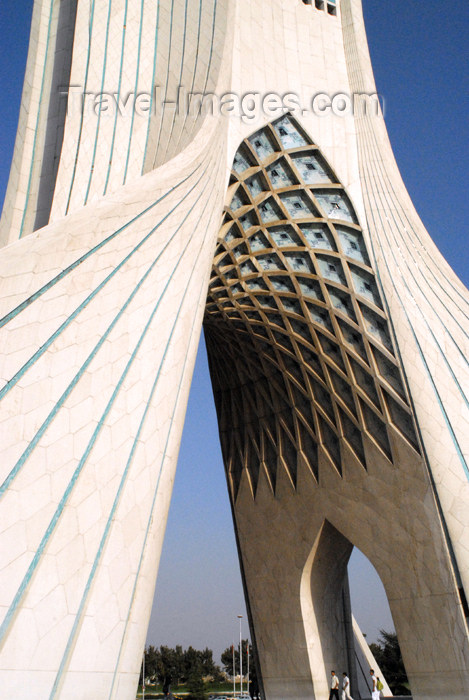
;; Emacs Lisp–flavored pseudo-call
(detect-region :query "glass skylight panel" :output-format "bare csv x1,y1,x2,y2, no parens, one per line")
279,192,317,219
223,268,238,282
233,242,248,259
327,286,356,321
316,255,347,285
257,295,278,309
336,226,370,265
270,276,295,293
267,159,297,188
350,266,383,308
300,223,337,251
268,225,301,247
360,305,393,352
233,145,254,174
372,348,405,397
245,278,268,292
315,192,355,223
230,187,248,211
239,260,257,276
258,197,283,223
291,153,333,184
218,253,232,269
297,277,324,301
248,129,277,160
248,232,270,252
245,173,267,198
273,116,308,149
224,224,241,243
338,320,367,361
257,254,285,271
282,298,303,315
239,210,258,231
284,252,315,274
308,305,333,332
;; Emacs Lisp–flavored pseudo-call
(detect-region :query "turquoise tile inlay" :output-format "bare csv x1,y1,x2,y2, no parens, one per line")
1,165,199,332
123,0,145,185
107,151,224,700
0,164,210,496
49,150,223,700
19,0,55,238
83,0,114,205
65,0,97,215
103,0,129,195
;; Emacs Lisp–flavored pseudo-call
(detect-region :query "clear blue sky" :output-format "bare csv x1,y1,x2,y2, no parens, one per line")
0,1,467,664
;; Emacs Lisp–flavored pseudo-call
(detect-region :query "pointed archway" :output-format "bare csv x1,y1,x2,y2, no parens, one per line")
204,115,469,700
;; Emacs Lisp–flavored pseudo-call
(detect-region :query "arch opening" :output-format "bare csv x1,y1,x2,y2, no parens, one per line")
301,520,405,699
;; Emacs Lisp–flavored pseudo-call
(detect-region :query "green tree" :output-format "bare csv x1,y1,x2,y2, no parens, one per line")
221,639,250,676
369,629,410,696
186,671,206,700
140,644,159,684
221,640,260,697
141,644,223,691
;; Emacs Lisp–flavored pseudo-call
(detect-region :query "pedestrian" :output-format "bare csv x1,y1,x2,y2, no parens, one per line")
329,670,340,700
342,671,353,700
370,669,379,700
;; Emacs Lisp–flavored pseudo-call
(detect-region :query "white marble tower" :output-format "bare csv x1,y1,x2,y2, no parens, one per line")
0,1,468,699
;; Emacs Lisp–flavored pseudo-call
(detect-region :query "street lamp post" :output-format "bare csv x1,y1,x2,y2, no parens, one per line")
247,641,249,697
237,615,243,697
232,643,236,698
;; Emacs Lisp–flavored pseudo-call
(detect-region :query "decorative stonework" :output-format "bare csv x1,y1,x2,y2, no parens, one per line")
206,115,419,499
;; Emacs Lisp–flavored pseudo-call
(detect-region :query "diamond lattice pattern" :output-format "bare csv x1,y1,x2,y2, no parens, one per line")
204,115,419,499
